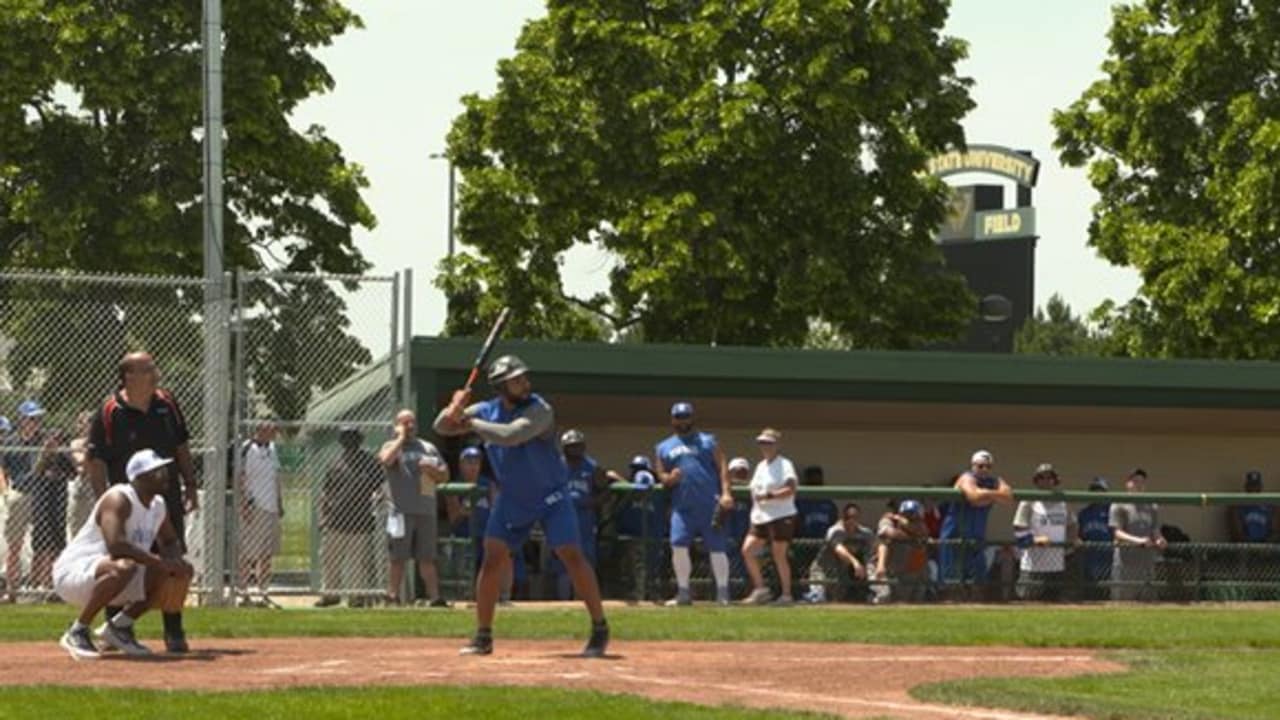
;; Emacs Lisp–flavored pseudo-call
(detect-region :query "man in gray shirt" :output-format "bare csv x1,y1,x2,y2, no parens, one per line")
378,409,448,606
1108,468,1166,601
804,502,874,603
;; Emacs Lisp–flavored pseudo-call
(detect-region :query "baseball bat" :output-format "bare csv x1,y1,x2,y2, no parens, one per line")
463,306,512,391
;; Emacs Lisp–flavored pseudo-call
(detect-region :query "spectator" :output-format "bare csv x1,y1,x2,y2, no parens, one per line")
874,499,930,603
552,429,624,600
1012,463,1074,601
66,412,95,537
2,406,35,603
85,351,198,652
1229,471,1277,544
1108,468,1166,601
742,428,799,605
378,409,449,607
654,402,732,607
316,426,382,608
5,401,74,599
456,446,516,603
1076,477,1114,601
617,455,667,600
720,457,753,580
804,502,874,603
794,465,839,539
937,450,1013,593
237,419,282,604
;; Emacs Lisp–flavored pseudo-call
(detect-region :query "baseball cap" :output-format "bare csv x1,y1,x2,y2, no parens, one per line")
1128,467,1148,479
728,457,751,473
1033,462,1057,479
632,469,656,488
898,499,923,516
755,427,781,444
17,400,44,418
460,446,483,461
670,401,694,418
1089,476,1109,491
1245,470,1263,489
560,428,586,446
0,416,10,434
126,449,174,482
629,454,652,471
971,450,994,466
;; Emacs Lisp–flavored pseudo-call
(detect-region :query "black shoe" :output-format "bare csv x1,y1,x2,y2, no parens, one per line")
459,634,493,656
428,598,451,608
164,631,190,654
314,594,341,608
582,623,609,659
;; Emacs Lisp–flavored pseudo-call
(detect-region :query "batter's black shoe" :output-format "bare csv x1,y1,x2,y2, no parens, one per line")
164,631,190,654
459,633,493,656
582,621,609,658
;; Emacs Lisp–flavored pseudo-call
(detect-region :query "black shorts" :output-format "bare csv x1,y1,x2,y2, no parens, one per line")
749,516,795,542
30,492,67,554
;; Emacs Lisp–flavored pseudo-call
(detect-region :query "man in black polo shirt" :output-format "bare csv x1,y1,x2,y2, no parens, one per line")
85,351,198,653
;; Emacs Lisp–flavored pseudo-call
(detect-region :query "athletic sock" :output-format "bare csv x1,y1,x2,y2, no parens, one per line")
162,612,183,635
672,546,692,590
710,552,730,595
70,620,88,633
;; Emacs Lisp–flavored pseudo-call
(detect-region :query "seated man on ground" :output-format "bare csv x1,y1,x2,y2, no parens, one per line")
53,449,194,659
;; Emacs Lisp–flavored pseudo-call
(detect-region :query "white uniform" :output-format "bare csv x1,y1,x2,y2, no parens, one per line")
53,485,167,608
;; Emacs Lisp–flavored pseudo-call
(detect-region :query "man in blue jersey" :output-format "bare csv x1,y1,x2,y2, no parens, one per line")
1228,471,1278,599
550,429,624,599
1076,476,1113,600
937,450,1013,595
654,402,733,606
795,465,839,540
435,355,607,657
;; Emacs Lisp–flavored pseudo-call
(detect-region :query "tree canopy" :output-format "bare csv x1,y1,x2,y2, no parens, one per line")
1054,0,1280,359
0,0,376,420
441,0,977,348
1014,294,1102,357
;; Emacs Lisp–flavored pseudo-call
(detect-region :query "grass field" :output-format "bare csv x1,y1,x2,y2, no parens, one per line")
1,604,1277,720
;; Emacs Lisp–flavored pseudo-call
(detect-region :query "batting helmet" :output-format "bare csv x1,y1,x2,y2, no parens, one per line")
561,428,586,446
629,454,652,471
488,354,529,385
898,499,923,516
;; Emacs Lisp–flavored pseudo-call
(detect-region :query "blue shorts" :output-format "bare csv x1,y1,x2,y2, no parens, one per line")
485,491,581,551
670,504,727,553
549,508,598,578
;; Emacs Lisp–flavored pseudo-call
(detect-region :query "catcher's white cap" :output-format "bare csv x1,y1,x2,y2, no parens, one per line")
971,450,994,466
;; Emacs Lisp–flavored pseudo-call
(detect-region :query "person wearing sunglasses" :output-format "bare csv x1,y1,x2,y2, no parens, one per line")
937,450,1013,598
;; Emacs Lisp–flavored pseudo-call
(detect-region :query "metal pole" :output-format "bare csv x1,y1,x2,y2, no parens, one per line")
201,0,228,606
389,272,400,409
401,269,413,413
447,162,456,258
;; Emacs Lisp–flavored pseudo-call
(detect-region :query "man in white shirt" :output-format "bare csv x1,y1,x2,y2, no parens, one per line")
1012,462,1075,601
742,428,798,605
238,419,282,603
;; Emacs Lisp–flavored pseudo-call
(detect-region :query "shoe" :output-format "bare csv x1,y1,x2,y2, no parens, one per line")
459,634,493,656
663,589,692,607
428,598,451,608
770,595,794,607
314,594,341,608
99,620,152,657
59,627,100,661
803,588,825,604
582,623,609,658
744,587,772,605
164,631,190,654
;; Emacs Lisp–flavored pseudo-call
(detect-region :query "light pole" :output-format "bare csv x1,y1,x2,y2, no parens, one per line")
429,152,455,257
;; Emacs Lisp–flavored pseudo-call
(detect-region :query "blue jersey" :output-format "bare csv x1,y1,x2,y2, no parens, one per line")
566,456,599,512
617,490,669,538
656,432,720,512
1077,503,1113,580
795,498,838,538
1236,504,1275,542
474,393,566,525
724,497,752,547
939,474,999,541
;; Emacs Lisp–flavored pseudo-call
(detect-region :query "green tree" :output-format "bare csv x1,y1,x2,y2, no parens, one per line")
441,0,976,347
0,0,375,420
1053,0,1280,360
1014,294,1101,357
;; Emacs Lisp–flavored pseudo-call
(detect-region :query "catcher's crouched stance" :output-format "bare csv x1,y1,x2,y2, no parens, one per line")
54,449,194,660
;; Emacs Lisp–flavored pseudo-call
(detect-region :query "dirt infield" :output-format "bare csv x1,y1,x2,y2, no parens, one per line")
0,638,1124,720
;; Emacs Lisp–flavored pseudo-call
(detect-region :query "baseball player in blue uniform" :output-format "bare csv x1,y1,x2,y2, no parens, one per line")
654,402,733,606
549,429,624,600
435,355,608,657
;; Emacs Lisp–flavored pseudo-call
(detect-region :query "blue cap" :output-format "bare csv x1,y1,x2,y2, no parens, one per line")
671,401,694,417
898,499,922,516
0,416,10,434
632,469,656,488
17,400,44,418
629,454,651,470
460,446,483,460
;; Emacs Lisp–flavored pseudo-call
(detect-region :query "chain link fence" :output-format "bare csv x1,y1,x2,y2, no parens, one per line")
228,270,402,606
0,270,224,601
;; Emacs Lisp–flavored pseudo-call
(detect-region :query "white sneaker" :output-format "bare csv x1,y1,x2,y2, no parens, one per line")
744,587,772,605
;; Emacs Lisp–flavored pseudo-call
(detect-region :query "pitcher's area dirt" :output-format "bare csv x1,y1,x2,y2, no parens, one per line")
0,638,1125,720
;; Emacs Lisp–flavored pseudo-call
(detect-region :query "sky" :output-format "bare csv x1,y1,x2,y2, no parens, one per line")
295,1,1139,338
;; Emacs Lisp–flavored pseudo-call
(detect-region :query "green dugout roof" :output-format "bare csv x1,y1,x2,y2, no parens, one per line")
409,337,1280,410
